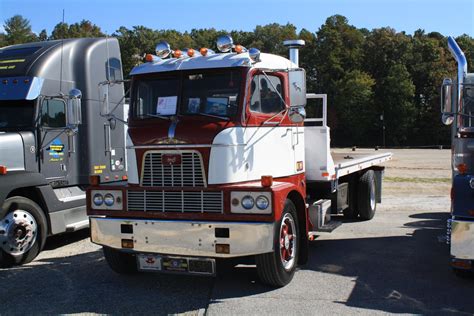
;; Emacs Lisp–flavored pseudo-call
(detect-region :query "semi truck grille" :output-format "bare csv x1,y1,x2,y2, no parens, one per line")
141,151,206,187
127,190,223,213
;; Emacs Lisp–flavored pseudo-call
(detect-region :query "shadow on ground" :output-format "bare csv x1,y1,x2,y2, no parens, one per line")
1,212,473,314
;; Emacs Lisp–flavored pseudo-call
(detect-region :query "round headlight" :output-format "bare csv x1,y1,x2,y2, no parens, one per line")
241,195,254,210
93,193,104,206
104,193,115,206
256,195,269,210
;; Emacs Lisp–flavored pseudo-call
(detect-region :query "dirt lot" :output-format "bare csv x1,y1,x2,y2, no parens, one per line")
2,148,473,315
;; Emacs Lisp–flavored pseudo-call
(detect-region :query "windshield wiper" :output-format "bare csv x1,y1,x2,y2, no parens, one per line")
194,112,230,121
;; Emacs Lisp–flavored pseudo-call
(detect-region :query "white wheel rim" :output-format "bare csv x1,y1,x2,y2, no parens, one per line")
279,213,297,271
0,210,38,256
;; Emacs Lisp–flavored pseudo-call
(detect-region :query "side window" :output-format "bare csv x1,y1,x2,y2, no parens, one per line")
250,74,285,114
41,99,66,128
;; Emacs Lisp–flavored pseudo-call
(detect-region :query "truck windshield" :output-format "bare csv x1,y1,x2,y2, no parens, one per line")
132,69,242,120
0,100,35,129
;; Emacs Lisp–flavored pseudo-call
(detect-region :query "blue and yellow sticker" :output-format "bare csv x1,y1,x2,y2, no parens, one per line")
48,139,64,162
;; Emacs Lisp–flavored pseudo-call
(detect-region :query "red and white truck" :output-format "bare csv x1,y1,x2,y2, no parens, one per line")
87,35,392,287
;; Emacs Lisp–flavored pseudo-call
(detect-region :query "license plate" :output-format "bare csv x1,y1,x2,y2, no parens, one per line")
137,254,162,271
137,254,215,275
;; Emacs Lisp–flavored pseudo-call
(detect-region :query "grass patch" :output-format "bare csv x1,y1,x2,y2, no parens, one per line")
384,177,451,183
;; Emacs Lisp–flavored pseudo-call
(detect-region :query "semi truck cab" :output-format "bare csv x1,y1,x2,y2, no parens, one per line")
88,35,391,287
0,38,126,266
441,36,474,276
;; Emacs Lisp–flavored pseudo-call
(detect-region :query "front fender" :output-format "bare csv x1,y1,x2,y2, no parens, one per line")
0,171,48,207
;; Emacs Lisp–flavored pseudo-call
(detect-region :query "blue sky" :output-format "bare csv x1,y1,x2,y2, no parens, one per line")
1,0,473,36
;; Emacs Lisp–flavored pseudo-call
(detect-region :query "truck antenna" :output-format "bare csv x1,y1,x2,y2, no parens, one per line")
59,9,65,94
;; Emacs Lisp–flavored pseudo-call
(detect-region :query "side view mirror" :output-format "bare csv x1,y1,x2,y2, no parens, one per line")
441,78,454,125
288,69,307,107
289,105,306,123
67,88,82,130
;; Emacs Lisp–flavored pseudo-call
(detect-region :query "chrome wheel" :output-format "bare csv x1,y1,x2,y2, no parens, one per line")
279,213,297,271
0,210,38,256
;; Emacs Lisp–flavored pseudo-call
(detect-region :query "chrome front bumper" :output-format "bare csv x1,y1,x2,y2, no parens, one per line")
450,219,474,260
90,217,275,258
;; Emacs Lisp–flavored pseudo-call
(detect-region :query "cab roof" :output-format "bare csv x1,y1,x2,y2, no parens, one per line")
130,52,297,76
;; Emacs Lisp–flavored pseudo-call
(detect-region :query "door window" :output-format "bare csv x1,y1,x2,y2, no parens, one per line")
41,99,66,128
250,74,285,114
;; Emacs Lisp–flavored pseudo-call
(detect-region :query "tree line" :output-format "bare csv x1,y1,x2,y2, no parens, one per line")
1,14,473,147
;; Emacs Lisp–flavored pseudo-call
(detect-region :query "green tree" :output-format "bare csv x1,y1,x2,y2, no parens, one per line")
50,20,104,40
38,29,48,41
4,15,37,44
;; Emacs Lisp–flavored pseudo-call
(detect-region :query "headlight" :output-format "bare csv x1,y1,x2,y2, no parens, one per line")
256,195,269,210
241,196,255,209
104,193,115,206
231,191,272,214
90,190,123,210
93,193,104,206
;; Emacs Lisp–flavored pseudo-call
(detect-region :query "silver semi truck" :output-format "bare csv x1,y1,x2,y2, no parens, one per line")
0,38,126,266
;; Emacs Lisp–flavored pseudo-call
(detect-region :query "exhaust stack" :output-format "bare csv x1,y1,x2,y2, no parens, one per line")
283,40,305,67
447,36,468,113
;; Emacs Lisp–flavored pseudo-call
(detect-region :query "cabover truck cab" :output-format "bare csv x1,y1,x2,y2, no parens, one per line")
441,36,474,276
0,38,126,266
88,36,391,287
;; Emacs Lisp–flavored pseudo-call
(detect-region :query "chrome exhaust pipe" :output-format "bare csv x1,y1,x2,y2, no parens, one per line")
283,40,305,67
447,36,468,114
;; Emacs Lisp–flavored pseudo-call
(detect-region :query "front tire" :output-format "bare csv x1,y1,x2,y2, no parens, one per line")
103,247,138,274
358,170,377,221
0,196,47,267
256,199,299,287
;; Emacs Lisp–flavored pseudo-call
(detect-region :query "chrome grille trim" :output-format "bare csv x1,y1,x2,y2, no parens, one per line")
141,150,206,187
127,190,223,213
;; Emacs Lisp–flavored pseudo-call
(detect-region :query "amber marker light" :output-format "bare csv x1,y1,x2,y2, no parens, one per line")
215,244,230,254
235,45,243,54
261,175,273,188
0,165,7,175
457,163,468,174
121,239,134,249
200,47,208,56
173,50,182,58
187,48,195,57
89,175,100,186
145,54,154,62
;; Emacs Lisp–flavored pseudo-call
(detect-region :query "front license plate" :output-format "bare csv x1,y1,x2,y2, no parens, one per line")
137,254,162,271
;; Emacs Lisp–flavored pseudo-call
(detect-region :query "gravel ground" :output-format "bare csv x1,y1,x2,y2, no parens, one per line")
1,148,473,315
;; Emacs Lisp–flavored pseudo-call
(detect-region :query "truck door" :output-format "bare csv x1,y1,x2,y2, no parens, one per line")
39,98,69,185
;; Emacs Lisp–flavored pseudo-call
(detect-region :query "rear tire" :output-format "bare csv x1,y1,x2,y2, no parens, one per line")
358,170,377,221
103,247,138,274
0,196,48,267
256,200,299,287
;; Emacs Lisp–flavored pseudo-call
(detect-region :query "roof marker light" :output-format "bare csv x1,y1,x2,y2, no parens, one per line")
235,45,244,54
200,47,208,56
173,49,183,58
145,54,160,62
187,48,195,57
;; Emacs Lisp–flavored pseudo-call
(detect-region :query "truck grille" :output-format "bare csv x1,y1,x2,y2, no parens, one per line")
127,190,223,213
141,151,206,187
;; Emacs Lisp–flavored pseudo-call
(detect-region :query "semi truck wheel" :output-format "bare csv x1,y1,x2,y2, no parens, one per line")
256,199,299,287
103,247,138,274
0,196,48,267
358,170,377,220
